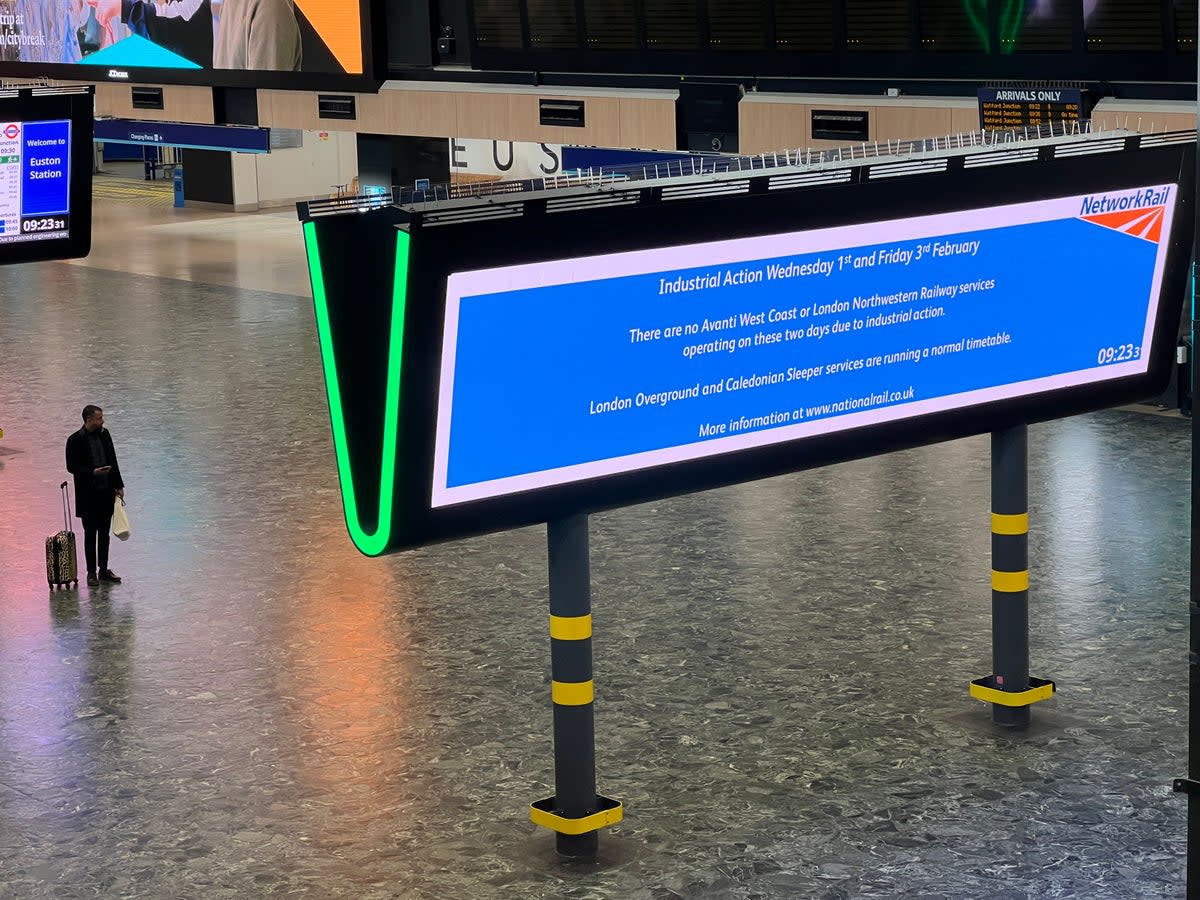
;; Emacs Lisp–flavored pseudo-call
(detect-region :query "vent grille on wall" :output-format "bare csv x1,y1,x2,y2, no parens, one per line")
270,129,303,150
583,0,638,49
472,0,524,49
131,86,164,110
845,0,910,50
773,0,835,51
1177,0,1197,50
707,0,765,50
811,109,869,141
1086,0,1163,51
918,0,989,52
539,98,586,127
644,0,700,49
318,95,356,120
528,0,578,49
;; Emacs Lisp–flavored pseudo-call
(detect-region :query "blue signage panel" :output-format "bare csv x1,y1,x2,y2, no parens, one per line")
21,119,71,216
433,185,1174,507
93,118,271,154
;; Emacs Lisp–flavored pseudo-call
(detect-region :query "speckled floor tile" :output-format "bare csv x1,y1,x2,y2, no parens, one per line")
0,204,1190,898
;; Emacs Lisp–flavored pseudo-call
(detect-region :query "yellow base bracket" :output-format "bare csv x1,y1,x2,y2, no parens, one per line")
530,796,623,836
970,676,1056,707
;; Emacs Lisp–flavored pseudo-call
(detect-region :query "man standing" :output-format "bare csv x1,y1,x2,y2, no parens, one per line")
65,405,125,587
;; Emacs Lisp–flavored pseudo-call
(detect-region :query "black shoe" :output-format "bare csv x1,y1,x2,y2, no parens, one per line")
99,569,122,584
86,573,99,587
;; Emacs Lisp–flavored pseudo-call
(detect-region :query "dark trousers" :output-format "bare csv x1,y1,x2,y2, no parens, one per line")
82,511,112,573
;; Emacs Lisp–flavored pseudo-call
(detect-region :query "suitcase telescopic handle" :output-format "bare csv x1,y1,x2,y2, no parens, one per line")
59,481,72,532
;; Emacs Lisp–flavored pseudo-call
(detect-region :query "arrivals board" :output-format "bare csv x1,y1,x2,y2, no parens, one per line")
978,88,1088,131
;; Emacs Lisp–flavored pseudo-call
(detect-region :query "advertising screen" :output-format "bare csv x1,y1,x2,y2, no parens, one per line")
0,0,368,87
434,185,1175,508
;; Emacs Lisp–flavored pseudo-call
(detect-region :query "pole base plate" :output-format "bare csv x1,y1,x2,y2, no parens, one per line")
970,675,1056,707
531,795,623,836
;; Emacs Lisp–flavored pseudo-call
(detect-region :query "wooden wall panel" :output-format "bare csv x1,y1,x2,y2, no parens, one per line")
95,84,214,123
619,98,677,149
1090,108,1195,132
951,106,981,134
507,94,556,143
454,93,514,140
744,98,992,154
569,95,622,146
873,106,953,141
74,83,675,149
504,94,623,145
351,91,388,133
386,92,458,137
738,100,807,155
92,83,121,118
257,89,324,131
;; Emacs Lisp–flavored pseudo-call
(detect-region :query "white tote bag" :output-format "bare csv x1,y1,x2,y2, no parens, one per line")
112,497,131,541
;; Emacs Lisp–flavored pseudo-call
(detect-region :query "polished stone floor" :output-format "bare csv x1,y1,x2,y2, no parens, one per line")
0,188,1191,898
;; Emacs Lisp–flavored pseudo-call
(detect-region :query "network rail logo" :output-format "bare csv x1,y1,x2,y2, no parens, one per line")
1079,187,1169,244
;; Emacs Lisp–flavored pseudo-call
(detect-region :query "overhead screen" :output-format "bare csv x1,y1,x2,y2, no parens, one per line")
469,1,1197,81
434,186,1174,508
301,139,1194,554
0,90,92,262
0,0,369,87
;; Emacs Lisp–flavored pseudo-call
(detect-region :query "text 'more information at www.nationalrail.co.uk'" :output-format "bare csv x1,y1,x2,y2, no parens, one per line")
433,185,1175,507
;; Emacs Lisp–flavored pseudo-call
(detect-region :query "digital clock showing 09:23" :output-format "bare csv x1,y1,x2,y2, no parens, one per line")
1097,343,1141,365
20,215,67,233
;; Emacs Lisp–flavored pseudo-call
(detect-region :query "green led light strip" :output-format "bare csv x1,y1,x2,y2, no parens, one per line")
964,0,989,52
303,220,409,556
997,0,1026,54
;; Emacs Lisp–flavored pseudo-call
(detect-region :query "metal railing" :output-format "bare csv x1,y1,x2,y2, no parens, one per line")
299,118,1186,220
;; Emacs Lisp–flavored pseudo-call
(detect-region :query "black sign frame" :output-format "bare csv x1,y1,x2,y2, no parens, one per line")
0,89,94,265
303,140,1196,554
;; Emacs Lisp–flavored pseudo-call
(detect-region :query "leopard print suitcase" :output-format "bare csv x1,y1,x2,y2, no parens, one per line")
46,530,77,589
46,481,77,590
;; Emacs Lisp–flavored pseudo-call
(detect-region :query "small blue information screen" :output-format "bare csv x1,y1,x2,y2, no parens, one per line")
0,118,72,241
432,185,1176,508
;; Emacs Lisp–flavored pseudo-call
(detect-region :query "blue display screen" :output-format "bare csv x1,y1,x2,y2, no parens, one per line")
432,185,1175,507
20,119,70,216
0,118,72,242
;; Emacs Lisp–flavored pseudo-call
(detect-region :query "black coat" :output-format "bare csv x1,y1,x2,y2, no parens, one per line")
65,427,125,519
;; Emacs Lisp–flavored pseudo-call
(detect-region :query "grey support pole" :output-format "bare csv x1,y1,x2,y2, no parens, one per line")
530,514,622,856
971,424,1055,724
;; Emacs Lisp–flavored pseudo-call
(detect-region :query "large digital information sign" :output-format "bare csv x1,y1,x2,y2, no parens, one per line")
434,186,1174,507
300,136,1194,554
0,118,73,243
0,90,92,263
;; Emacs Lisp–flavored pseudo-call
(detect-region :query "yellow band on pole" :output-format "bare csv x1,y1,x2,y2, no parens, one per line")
549,614,593,641
530,800,624,835
992,569,1030,592
991,512,1029,535
552,680,594,706
969,679,1055,707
